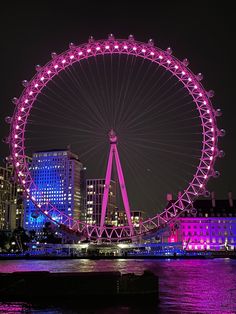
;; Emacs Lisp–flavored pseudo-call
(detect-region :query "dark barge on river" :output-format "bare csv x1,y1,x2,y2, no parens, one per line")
0,270,159,306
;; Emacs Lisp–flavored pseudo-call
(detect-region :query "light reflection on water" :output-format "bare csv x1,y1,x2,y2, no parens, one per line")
1,258,236,313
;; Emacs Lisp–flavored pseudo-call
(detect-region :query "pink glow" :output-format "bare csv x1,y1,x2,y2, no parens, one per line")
14,135,18,138
9,36,220,241
70,55,74,59
167,60,171,64
175,65,179,69
29,91,33,95
114,45,119,49
47,70,51,74
87,49,91,53
100,130,134,235
96,47,101,50
100,142,113,229
142,49,146,53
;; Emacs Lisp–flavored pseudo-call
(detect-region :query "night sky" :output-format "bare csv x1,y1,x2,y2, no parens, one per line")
0,1,235,213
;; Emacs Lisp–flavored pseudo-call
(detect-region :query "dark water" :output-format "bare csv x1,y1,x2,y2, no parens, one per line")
0,258,236,313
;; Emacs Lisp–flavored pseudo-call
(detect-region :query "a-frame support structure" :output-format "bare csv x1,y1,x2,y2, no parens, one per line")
100,130,134,235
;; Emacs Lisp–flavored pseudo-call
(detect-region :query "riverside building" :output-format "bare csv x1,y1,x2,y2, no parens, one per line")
163,192,236,251
84,178,117,225
24,149,83,232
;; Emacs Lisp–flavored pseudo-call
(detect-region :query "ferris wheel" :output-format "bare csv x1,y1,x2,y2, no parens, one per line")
6,34,224,241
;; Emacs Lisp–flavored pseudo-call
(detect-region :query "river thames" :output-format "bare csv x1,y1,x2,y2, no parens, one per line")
0,258,236,313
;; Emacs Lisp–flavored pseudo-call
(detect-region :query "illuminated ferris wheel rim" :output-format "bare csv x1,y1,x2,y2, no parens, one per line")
9,34,224,240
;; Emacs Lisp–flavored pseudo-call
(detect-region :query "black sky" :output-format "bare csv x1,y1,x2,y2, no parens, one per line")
0,1,235,200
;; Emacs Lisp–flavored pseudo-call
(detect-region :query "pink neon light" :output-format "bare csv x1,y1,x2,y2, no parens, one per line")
47,70,51,74
9,36,220,241
100,130,134,235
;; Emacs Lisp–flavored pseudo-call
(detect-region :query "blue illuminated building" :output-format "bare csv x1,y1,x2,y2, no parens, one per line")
24,149,83,232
